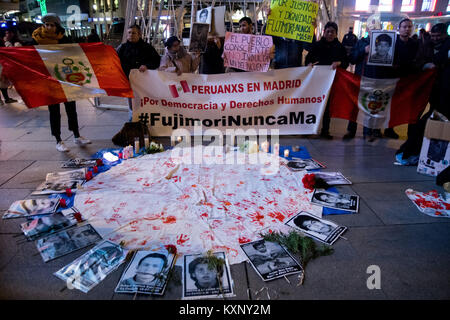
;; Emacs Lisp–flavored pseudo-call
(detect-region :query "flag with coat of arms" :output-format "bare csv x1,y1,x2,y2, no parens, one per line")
0,42,133,108
328,68,436,129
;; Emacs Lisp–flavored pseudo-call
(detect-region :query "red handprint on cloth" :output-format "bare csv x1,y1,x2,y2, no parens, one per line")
177,234,190,245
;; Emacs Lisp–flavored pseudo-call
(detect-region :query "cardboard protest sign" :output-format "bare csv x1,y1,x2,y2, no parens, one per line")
223,32,273,72
266,0,318,43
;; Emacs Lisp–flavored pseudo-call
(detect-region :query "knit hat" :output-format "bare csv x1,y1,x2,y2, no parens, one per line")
42,13,62,26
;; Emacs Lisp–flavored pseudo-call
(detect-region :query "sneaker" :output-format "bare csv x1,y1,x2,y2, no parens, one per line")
384,128,399,139
394,153,419,166
56,142,69,152
5,98,18,104
74,136,91,145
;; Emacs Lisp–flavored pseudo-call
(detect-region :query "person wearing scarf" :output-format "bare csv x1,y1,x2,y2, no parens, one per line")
159,36,201,75
31,14,91,152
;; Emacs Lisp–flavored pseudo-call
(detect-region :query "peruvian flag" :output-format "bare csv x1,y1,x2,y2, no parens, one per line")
0,43,133,108
328,68,436,128
168,80,190,98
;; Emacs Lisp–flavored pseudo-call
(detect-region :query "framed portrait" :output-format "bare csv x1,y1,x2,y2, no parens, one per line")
196,7,212,25
182,252,234,299
240,240,303,281
46,168,87,182
189,23,209,53
3,196,60,219
285,211,347,245
54,240,127,293
62,158,98,168
36,224,102,262
21,211,77,241
311,189,359,212
367,30,396,66
313,172,352,185
115,249,176,295
286,158,325,171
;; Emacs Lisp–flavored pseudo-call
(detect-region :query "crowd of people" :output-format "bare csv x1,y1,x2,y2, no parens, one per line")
1,13,449,166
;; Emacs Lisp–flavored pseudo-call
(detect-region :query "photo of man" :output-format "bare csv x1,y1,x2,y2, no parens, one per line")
311,189,359,212
21,212,76,240
313,172,352,185
285,211,347,245
54,240,127,293
116,250,175,295
4,197,60,218
36,224,102,262
198,8,209,23
368,30,396,66
183,252,233,299
189,23,209,53
286,158,325,171
240,240,302,281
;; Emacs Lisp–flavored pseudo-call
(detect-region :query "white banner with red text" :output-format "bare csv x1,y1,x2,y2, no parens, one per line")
130,66,336,136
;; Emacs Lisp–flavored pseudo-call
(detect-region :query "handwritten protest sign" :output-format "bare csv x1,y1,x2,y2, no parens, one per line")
265,0,318,43
223,32,273,72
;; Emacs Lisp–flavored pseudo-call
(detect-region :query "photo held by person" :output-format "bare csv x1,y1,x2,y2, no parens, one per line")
30,13,91,152
305,21,349,139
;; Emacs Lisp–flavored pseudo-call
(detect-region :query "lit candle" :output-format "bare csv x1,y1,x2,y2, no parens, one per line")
292,145,300,152
144,135,150,149
273,143,280,155
261,141,269,153
284,149,290,158
177,136,182,143
134,137,140,154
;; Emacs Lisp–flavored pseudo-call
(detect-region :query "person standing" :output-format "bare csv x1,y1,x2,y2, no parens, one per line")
395,23,450,165
0,29,21,104
159,36,201,75
342,26,358,57
31,13,91,152
305,21,349,139
199,35,225,74
87,29,101,43
116,24,160,121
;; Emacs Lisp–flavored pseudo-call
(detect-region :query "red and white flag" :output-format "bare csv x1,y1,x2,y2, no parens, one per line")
328,68,436,128
0,43,133,108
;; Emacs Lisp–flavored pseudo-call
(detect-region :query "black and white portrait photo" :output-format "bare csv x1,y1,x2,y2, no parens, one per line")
367,30,396,66
196,7,212,24
287,158,325,171
313,172,352,185
240,240,303,281
21,211,77,240
115,249,175,295
36,224,102,262
54,240,127,293
62,158,98,168
183,252,233,299
3,197,60,219
189,23,209,53
311,189,359,212
46,168,87,182
285,211,347,245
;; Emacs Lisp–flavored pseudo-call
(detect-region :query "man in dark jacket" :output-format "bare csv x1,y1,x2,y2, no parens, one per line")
342,26,358,57
305,22,348,139
116,24,160,120
395,23,450,165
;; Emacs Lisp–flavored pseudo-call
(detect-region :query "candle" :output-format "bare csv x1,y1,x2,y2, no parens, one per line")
177,136,183,143
284,149,290,158
144,135,150,149
261,141,269,153
292,145,300,152
273,143,280,155
134,137,140,154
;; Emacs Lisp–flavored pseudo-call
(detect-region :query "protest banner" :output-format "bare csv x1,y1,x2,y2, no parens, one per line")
223,32,273,72
129,66,336,136
265,0,318,43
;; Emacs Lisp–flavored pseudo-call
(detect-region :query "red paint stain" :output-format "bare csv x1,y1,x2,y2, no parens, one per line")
163,216,177,224
177,234,189,245
238,237,251,244
268,211,285,222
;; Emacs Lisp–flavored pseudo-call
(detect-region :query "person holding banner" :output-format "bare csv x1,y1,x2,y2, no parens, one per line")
305,22,348,139
159,36,201,75
117,24,161,121
31,14,91,152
